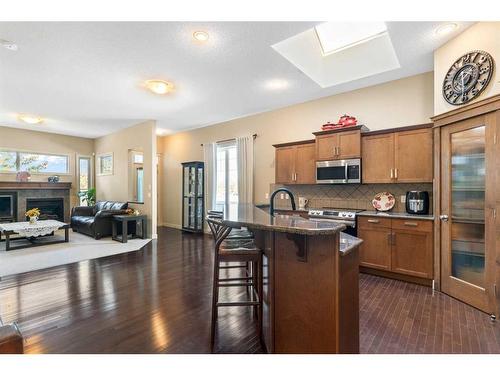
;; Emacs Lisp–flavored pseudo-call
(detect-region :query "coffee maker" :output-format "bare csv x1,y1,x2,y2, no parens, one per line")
405,191,430,215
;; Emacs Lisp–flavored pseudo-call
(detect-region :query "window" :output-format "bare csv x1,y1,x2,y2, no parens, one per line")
134,153,144,164
136,167,144,203
215,142,238,209
78,156,92,205
0,150,69,174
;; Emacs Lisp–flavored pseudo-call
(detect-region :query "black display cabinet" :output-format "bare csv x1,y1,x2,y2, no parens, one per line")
181,161,204,233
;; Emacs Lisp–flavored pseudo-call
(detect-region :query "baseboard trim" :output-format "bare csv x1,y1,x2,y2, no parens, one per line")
161,222,182,230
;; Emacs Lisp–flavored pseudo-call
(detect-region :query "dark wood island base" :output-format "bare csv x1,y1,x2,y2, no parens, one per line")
220,204,362,354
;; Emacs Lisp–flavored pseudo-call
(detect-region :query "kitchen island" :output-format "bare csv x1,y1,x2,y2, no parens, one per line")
220,204,362,354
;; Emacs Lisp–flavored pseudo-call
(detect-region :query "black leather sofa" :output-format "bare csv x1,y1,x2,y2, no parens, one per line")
71,201,134,239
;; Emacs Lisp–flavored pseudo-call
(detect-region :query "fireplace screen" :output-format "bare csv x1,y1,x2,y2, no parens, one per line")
0,195,13,218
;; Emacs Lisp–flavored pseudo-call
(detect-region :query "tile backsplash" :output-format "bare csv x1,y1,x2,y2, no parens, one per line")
271,183,433,213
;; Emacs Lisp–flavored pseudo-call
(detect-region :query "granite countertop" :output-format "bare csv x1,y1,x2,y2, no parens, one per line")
358,210,434,221
339,232,363,256
220,204,345,235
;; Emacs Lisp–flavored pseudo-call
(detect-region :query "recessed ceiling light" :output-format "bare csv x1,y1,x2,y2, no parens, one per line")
0,39,18,51
435,23,458,36
18,114,44,124
144,80,175,95
193,31,209,42
315,22,388,56
156,128,167,136
263,79,290,91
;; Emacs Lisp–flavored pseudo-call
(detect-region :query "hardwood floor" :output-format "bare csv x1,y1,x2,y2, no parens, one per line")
0,227,499,354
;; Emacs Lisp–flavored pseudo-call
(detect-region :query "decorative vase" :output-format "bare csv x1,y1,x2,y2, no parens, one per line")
29,216,38,224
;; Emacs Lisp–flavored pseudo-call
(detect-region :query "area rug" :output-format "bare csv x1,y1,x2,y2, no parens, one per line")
0,230,151,277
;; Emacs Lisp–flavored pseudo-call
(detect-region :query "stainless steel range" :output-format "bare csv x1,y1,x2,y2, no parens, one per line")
308,208,363,236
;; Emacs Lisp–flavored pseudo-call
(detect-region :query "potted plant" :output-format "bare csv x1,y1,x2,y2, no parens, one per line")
78,188,96,206
25,208,41,224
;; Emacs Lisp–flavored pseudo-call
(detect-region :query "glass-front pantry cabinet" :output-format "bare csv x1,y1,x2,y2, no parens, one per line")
181,161,204,233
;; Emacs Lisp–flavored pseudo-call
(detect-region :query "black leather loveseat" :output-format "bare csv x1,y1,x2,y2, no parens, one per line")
71,201,134,239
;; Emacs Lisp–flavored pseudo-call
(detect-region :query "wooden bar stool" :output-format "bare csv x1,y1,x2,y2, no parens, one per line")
207,211,253,288
206,217,263,353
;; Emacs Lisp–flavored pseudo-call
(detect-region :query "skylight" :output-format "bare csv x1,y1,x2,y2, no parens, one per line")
315,22,388,56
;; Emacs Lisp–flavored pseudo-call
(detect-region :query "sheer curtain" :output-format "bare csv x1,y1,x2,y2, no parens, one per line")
236,136,254,204
203,142,217,212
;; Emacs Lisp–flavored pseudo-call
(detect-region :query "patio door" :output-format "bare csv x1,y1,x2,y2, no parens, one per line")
440,114,496,314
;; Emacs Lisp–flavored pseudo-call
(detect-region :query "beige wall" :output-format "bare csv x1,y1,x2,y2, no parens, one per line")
94,120,157,238
0,126,94,207
434,22,500,115
159,72,434,228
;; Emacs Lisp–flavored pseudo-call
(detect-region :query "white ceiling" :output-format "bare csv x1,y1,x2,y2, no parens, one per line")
0,22,473,139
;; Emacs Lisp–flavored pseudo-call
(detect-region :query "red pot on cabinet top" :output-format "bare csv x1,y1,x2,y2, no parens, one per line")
338,114,357,127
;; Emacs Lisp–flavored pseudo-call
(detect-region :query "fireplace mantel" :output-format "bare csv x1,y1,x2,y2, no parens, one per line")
0,182,72,190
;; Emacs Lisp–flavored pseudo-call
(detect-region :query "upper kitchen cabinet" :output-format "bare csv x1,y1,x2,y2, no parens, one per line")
361,133,394,183
362,124,433,183
394,127,433,182
274,140,316,184
313,125,368,161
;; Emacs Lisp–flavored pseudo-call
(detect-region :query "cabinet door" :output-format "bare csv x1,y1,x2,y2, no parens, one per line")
337,130,361,159
295,143,316,184
358,217,392,270
391,220,433,279
362,133,394,183
316,134,338,161
394,128,433,182
275,146,296,184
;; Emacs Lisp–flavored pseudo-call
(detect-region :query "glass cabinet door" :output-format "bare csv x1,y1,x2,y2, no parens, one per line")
182,162,204,232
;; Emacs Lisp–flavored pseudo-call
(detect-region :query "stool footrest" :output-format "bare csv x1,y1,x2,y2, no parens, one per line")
217,301,259,307
219,265,247,269
218,282,254,287
219,277,252,282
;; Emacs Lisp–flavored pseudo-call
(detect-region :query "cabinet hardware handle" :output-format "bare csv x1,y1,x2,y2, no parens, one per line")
294,173,297,181
439,214,448,222
367,219,380,223
392,233,396,245
394,168,398,179
337,146,341,156
404,222,418,227
390,169,394,179
387,233,392,245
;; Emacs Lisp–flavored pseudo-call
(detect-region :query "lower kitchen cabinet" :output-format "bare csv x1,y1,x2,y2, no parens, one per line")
391,220,433,279
358,217,392,270
358,217,434,280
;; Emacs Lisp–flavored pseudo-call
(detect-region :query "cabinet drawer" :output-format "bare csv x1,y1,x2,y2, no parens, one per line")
391,218,432,232
358,216,391,229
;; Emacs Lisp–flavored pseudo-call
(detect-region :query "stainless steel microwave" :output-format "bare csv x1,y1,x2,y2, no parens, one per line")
316,159,361,184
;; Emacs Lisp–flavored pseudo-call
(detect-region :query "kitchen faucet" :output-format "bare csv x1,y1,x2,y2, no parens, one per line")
269,188,296,216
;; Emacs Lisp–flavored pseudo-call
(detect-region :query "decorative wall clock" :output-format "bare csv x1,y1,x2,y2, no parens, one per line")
442,50,494,105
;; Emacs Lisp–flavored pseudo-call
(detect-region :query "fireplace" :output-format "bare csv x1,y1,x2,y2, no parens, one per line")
26,198,64,221
0,192,17,222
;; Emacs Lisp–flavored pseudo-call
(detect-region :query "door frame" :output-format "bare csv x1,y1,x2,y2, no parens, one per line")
431,93,500,316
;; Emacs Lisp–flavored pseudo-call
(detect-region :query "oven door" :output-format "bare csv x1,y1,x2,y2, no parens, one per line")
316,159,361,184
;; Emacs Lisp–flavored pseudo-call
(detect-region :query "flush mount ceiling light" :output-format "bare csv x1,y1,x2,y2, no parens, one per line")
315,22,388,56
0,39,18,51
18,114,44,124
263,79,290,91
144,80,175,95
193,31,209,42
435,23,458,36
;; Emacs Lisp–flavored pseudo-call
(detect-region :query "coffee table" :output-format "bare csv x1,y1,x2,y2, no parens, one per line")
0,220,70,251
